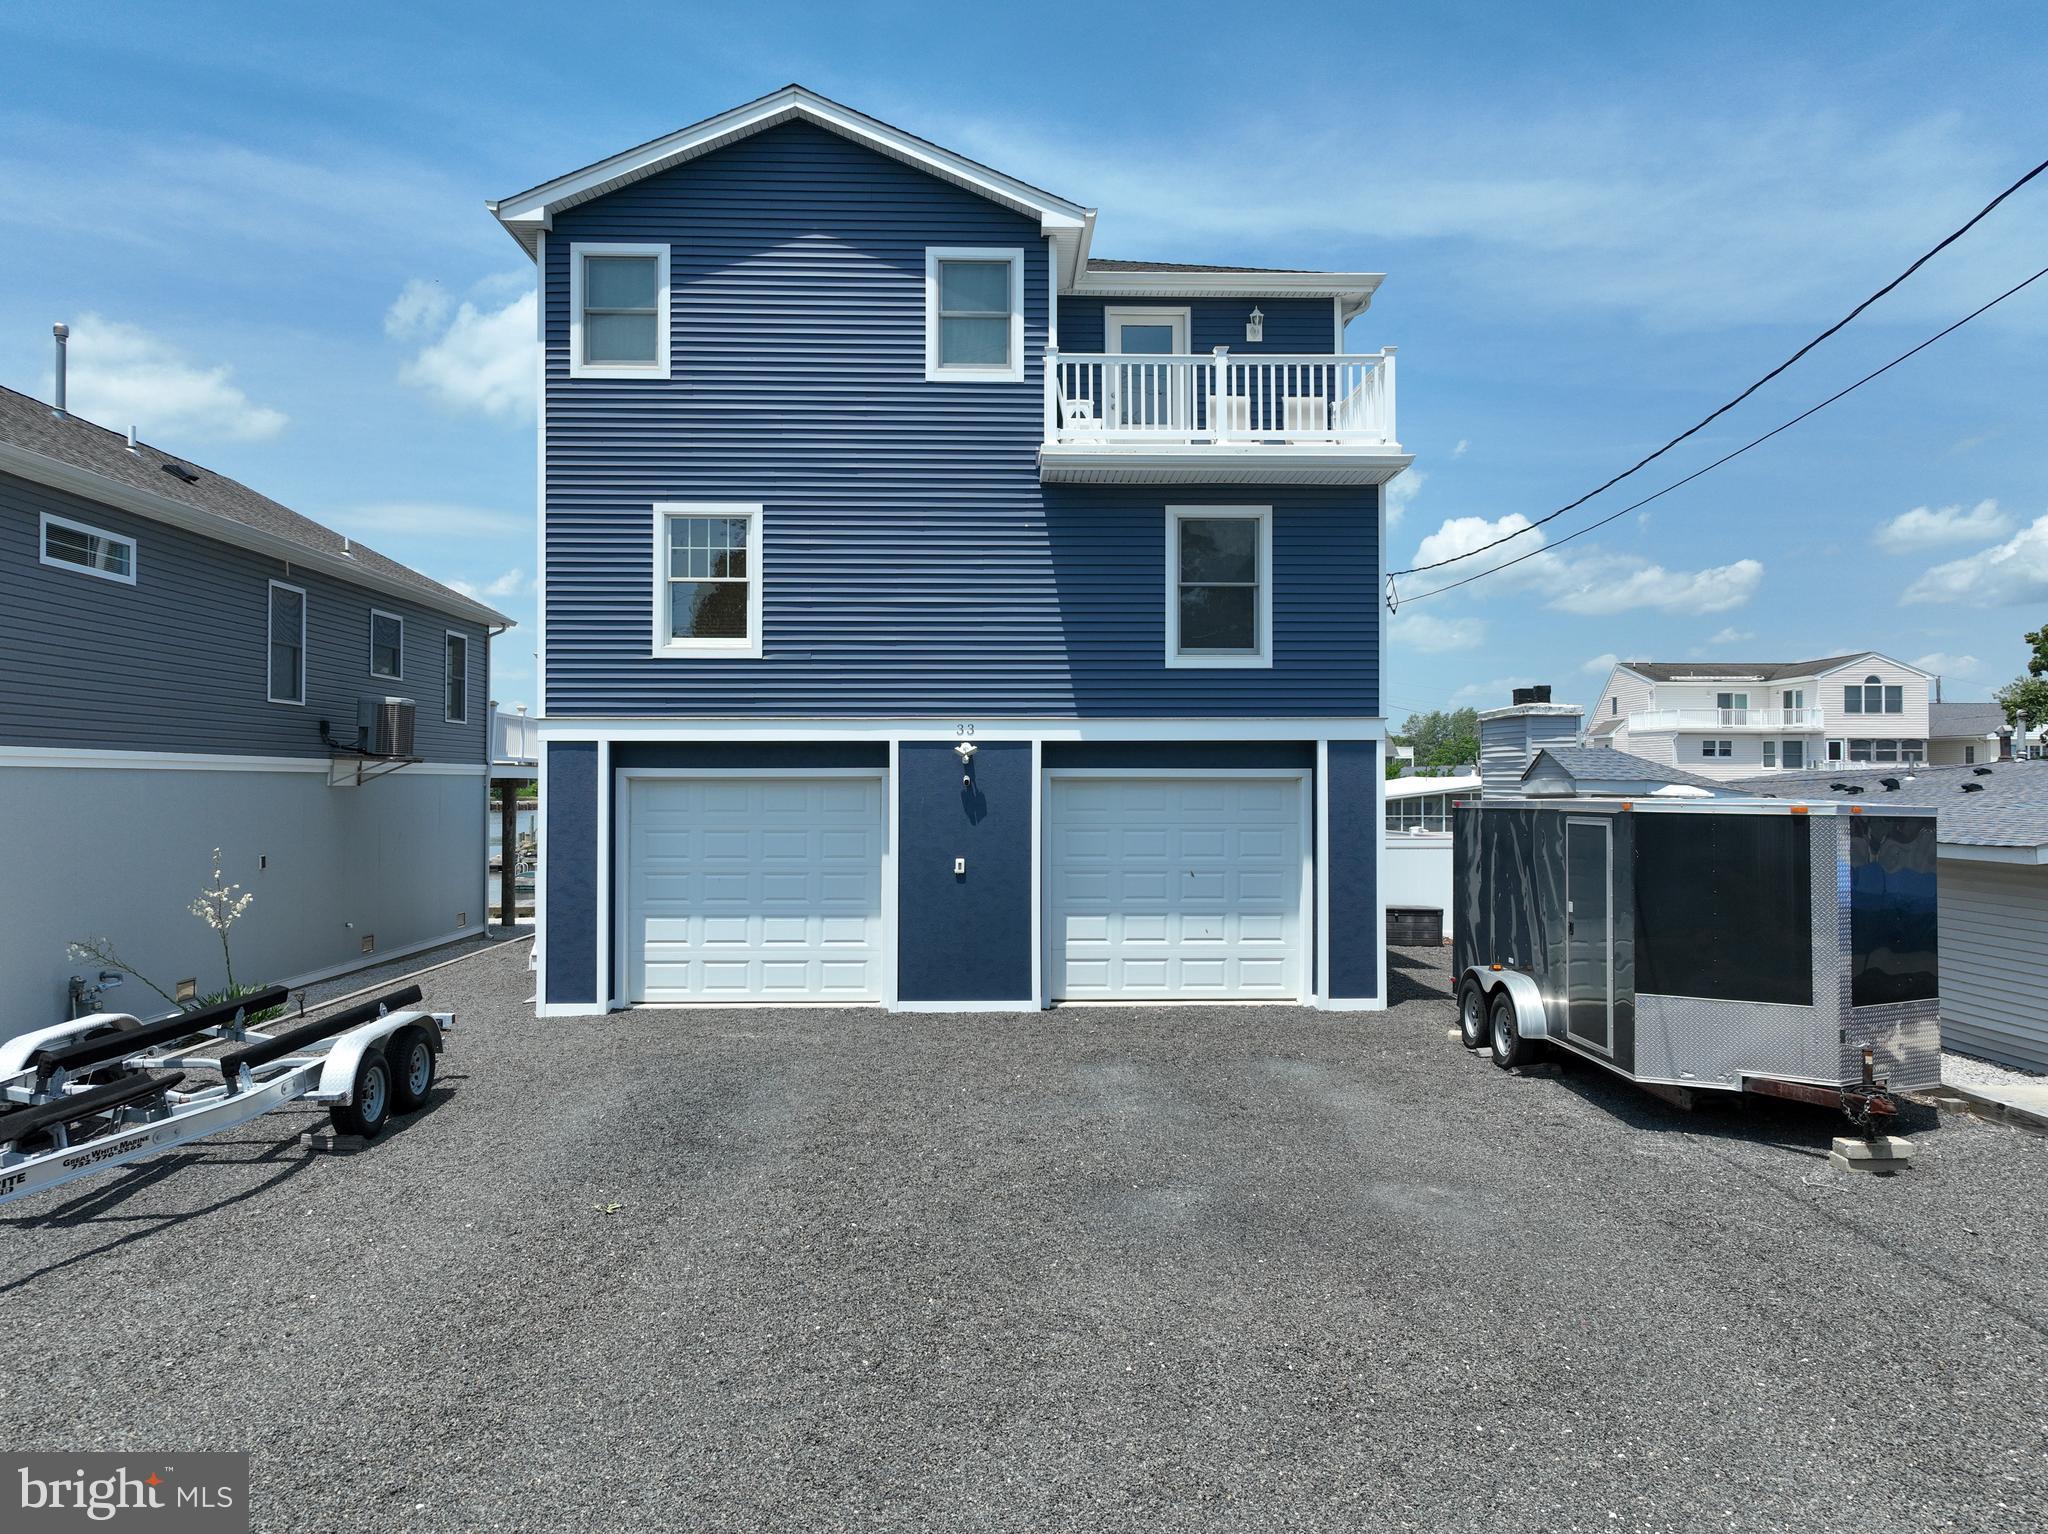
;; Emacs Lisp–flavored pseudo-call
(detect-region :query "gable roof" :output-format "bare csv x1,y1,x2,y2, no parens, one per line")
1729,761,2048,856
1930,700,2006,738
1524,746,1731,793
488,86,1385,316
0,384,511,629
1617,654,1876,683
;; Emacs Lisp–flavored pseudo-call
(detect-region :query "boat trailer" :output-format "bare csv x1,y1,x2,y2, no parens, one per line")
0,984,449,1208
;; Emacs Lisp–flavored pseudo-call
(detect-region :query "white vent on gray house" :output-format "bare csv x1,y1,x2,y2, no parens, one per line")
1476,685,1584,797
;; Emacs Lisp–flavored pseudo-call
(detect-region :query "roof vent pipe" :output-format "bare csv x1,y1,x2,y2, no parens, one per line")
51,322,69,418
126,425,139,455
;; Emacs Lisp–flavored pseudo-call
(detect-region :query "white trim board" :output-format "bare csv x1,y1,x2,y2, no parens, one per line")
368,607,405,681
1164,506,1273,670
925,247,1027,383
568,241,672,381
538,717,1388,742
650,503,764,658
0,747,487,776
266,579,307,706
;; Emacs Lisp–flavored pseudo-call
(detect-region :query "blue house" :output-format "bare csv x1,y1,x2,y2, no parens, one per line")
0,377,513,1032
490,86,1409,1015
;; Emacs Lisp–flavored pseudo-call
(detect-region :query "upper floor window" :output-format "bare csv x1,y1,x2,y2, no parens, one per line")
444,631,469,724
369,610,404,681
652,503,763,659
1165,506,1271,669
1844,675,1903,715
40,512,136,585
570,243,670,380
925,247,1024,382
1609,697,1618,716
1700,739,1732,758
268,581,306,705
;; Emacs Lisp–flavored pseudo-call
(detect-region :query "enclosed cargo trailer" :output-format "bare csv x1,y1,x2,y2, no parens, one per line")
1452,797,1939,1121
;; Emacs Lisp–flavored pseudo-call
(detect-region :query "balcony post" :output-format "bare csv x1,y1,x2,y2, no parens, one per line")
1212,346,1231,442
1379,346,1397,445
1044,346,1059,443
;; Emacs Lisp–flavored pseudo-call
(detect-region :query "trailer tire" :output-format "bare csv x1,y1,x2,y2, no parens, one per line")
388,1027,435,1114
1489,992,1534,1070
1457,980,1489,1050
329,1051,392,1139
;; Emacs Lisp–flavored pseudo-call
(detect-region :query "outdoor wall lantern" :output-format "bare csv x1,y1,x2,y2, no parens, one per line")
1246,306,1264,342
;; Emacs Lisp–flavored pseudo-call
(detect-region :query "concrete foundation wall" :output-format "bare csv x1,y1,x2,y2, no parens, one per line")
0,763,487,1035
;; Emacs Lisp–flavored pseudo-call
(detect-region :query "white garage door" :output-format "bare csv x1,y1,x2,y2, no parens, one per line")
621,775,885,1003
1049,775,1305,1000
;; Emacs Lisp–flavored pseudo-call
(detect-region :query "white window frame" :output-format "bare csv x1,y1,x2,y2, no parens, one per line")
39,511,137,586
1103,306,1192,355
267,579,307,707
569,241,671,380
924,247,1025,383
443,630,470,724
368,608,405,681
651,502,764,660
1699,738,1732,759
1164,505,1273,670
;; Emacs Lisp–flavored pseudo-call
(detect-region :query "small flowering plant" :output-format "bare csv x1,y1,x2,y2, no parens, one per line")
190,847,257,992
71,848,284,1021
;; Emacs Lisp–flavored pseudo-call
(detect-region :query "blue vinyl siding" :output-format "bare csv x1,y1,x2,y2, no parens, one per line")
543,120,1379,721
1055,297,1339,355
544,741,599,1005
896,741,1033,1002
1326,739,1380,1000
0,471,489,761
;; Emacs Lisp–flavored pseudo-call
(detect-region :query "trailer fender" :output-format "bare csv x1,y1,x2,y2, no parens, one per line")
1462,967,1550,1041
0,1015,140,1082
311,1011,442,1106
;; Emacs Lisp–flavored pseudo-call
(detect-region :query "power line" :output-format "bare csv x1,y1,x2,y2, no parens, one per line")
1387,153,2048,580
1389,263,2048,608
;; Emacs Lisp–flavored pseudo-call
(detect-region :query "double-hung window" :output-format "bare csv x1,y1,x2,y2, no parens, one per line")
925,248,1024,381
268,581,306,705
653,503,762,658
40,512,136,584
570,243,670,379
1166,507,1272,668
444,631,469,723
369,610,404,680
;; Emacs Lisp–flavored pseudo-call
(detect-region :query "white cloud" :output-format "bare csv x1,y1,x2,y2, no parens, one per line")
396,286,535,421
57,313,286,443
1581,652,1620,675
1391,610,1484,652
336,502,529,540
1707,626,1756,646
451,568,532,601
1452,439,1469,457
1903,515,2048,605
1550,554,1764,616
1408,513,1561,590
384,279,453,340
1913,651,1980,677
1385,468,1425,526
1876,499,2012,551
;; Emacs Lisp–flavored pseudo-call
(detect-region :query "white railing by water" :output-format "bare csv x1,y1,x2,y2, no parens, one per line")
1046,348,1396,446
1631,707,1828,731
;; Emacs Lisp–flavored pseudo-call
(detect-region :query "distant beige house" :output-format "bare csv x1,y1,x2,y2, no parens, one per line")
1585,653,2001,781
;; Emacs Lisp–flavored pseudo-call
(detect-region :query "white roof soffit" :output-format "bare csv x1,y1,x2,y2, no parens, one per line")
488,84,1095,279
1067,268,1385,320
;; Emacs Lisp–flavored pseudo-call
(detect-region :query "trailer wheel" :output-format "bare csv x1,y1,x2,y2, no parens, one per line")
1457,981,1489,1050
388,1027,436,1114
329,1051,392,1139
1489,992,1533,1070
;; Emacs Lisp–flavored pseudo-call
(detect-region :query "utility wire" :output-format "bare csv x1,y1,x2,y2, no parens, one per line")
1387,154,2048,580
1390,263,2048,608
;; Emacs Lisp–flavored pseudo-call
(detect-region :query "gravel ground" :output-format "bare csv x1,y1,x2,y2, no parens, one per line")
3,942,2045,1533
1944,1046,2047,1094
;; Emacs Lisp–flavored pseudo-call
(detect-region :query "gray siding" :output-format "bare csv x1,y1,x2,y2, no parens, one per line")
543,120,1380,720
1939,858,2048,1072
0,470,489,762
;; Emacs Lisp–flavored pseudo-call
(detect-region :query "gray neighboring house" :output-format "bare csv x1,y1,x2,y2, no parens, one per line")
0,381,513,1034
1928,700,2008,766
1732,760,2048,1073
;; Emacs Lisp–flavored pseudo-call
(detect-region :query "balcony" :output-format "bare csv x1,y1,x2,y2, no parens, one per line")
1039,348,1411,485
1631,707,1827,732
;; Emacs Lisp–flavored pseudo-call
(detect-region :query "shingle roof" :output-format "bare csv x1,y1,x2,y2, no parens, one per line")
1728,761,2048,849
1086,258,1314,274
1525,746,1731,792
1618,655,1872,682
1929,701,2006,739
0,384,510,626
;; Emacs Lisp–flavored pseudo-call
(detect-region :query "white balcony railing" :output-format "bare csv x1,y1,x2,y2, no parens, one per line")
1631,707,1827,732
1045,348,1396,446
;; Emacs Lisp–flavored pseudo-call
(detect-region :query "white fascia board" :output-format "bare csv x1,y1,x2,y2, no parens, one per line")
489,85,1090,258
0,441,512,631
1039,445,1412,486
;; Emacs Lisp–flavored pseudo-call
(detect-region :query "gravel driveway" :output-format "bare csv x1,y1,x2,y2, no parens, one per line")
3,940,2044,1533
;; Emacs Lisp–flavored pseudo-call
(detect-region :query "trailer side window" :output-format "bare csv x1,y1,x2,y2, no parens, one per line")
1634,813,1813,1006
1848,816,1938,1008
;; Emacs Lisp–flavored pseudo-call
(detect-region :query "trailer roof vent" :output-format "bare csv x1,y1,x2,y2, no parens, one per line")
1972,766,1993,776
1960,782,1985,793
1878,776,1901,792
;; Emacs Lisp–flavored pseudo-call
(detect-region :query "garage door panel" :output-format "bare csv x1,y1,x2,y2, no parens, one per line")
1051,777,1303,1001
624,777,884,1004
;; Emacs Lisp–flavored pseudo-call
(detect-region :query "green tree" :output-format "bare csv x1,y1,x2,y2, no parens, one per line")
1994,622,2048,753
1398,707,1481,769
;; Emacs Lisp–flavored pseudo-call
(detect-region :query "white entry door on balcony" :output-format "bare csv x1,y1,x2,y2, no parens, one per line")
1105,307,1191,432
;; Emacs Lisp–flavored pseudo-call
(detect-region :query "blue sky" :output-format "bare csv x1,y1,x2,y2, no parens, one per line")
3,1,2045,721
